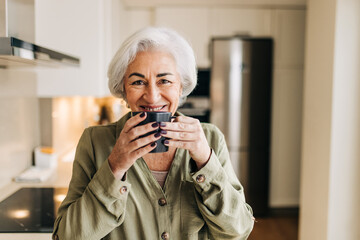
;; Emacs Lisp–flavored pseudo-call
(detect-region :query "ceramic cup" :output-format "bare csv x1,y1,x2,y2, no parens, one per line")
132,111,173,153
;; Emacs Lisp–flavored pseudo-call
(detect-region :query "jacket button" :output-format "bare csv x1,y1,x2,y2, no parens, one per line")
196,174,205,183
158,198,167,206
161,232,169,240
54,235,59,240
120,186,127,194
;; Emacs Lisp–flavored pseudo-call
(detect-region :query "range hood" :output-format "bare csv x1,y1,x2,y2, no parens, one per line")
0,0,80,68
0,37,80,67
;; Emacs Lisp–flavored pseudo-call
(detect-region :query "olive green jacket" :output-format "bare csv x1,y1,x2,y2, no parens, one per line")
53,112,254,240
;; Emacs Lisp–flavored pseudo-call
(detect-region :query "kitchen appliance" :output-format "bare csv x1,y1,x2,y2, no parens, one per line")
0,187,67,233
0,0,80,67
178,69,211,122
210,36,272,216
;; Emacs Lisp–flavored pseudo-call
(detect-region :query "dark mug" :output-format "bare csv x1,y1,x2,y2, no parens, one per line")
132,111,174,153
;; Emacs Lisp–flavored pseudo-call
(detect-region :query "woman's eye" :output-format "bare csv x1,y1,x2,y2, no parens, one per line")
159,79,171,84
131,80,145,85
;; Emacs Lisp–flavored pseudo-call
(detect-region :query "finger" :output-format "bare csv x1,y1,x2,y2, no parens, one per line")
130,142,157,159
161,130,197,141
173,115,200,124
127,121,160,141
128,131,162,152
159,121,197,132
123,112,147,133
160,116,200,131
163,139,193,150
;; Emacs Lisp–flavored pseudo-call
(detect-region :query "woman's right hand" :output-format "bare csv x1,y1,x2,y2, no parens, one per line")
108,112,160,179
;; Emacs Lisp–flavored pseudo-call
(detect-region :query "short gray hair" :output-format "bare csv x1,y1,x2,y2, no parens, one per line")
107,27,197,105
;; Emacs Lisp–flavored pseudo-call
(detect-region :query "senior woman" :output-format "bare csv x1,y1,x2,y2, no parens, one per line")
53,27,254,240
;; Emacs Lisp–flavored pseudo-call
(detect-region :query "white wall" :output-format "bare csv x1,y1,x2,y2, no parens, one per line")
0,70,40,188
327,0,360,238
299,0,360,239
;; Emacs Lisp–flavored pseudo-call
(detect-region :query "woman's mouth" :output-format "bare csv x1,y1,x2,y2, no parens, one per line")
141,105,166,111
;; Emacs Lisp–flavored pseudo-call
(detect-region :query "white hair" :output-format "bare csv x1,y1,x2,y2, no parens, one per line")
107,27,197,105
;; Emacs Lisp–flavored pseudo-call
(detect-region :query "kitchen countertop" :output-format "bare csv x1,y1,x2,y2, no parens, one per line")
0,160,73,240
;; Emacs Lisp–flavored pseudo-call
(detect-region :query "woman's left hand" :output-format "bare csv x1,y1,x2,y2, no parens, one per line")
160,116,211,169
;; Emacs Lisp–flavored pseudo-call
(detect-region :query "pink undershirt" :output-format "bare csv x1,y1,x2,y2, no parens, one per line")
150,170,168,188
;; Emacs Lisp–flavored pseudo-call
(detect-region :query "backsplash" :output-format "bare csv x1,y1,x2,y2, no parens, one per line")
0,69,129,189
0,70,40,188
50,96,128,159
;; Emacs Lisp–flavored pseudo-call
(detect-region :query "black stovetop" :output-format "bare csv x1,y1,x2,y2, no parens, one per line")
0,187,67,233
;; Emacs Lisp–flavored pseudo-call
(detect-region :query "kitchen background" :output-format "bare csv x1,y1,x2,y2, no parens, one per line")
1,0,305,208
0,0,359,239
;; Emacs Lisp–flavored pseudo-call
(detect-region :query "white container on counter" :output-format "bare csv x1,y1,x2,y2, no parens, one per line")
34,146,58,168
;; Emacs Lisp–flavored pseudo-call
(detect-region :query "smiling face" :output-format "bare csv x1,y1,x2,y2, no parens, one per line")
124,50,182,115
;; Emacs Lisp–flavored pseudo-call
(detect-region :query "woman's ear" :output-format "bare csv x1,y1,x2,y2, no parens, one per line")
121,91,129,109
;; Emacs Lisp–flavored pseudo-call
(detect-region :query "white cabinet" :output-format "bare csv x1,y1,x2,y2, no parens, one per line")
271,9,306,69
154,7,210,67
209,8,272,37
35,0,121,97
268,9,306,207
118,9,152,45
154,7,274,67
270,68,303,207
122,0,306,8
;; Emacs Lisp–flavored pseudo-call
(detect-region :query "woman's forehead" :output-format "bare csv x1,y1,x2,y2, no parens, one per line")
126,51,177,72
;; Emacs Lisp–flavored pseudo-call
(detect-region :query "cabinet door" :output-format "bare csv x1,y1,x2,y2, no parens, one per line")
271,9,306,69
270,68,303,207
118,9,152,45
35,0,117,96
154,7,210,67
209,8,272,37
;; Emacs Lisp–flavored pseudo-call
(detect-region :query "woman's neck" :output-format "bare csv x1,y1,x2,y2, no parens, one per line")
143,147,177,171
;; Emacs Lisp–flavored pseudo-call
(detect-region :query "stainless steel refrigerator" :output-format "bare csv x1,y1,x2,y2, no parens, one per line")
210,36,273,216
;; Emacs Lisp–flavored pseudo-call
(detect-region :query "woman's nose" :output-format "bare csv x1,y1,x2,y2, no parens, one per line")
143,84,161,103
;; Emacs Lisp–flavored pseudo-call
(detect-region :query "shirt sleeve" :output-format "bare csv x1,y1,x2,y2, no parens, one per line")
52,128,131,240
191,125,255,239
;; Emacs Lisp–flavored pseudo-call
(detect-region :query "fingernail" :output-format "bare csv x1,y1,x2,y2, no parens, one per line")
160,130,167,135
151,122,159,128
151,142,156,147
164,140,170,145
160,122,166,127
140,112,146,117
154,132,161,138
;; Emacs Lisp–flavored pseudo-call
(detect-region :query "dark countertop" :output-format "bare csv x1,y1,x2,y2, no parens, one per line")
0,187,67,233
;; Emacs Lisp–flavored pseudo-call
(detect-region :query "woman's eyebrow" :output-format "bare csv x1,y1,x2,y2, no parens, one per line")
157,72,173,77
129,72,145,78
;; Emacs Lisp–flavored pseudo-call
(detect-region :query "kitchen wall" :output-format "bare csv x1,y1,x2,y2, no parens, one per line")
0,69,40,189
299,0,360,239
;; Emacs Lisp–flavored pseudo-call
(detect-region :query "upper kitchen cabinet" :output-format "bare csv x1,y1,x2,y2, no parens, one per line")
271,9,306,69
209,8,272,37
34,0,122,97
154,7,210,67
118,9,152,44
122,0,306,8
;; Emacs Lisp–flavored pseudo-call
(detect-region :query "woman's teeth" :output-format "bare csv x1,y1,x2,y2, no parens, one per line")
143,106,164,111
